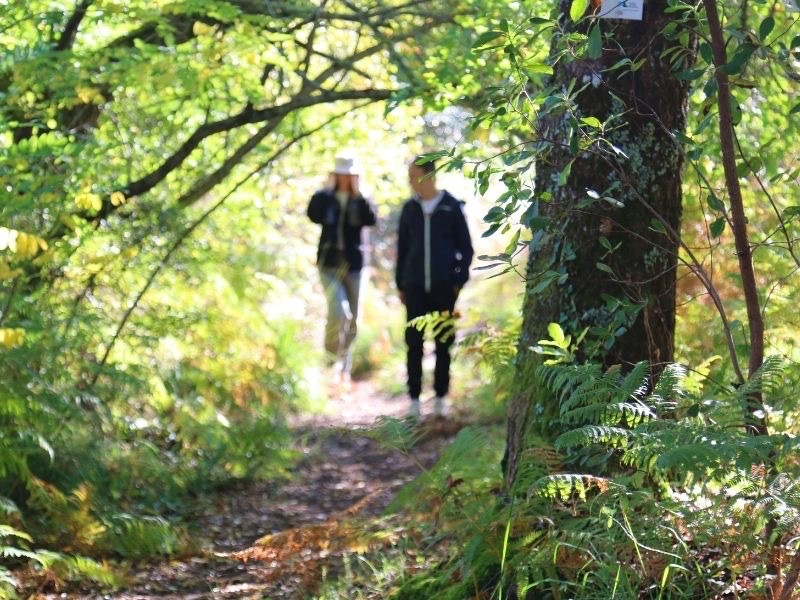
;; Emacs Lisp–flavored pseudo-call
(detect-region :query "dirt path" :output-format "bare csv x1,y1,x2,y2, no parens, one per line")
34,381,460,599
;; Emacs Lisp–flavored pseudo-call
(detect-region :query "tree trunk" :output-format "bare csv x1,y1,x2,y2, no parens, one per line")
504,0,695,487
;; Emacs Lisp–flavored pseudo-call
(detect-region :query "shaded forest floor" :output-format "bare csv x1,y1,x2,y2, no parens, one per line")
22,380,466,599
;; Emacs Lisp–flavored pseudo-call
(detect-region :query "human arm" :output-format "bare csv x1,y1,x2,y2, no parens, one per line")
396,203,408,293
453,202,474,288
359,195,377,226
306,190,329,224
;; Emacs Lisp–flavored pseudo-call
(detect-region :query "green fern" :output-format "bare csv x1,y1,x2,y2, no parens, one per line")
555,426,632,452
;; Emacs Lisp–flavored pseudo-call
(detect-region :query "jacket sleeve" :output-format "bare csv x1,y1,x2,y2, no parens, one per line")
307,191,328,224
359,196,377,226
453,201,474,287
396,204,408,291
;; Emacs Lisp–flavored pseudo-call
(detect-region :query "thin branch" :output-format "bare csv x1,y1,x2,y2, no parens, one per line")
703,0,765,390
90,107,360,383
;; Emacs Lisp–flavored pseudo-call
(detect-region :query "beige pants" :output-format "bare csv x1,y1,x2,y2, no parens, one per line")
320,266,362,376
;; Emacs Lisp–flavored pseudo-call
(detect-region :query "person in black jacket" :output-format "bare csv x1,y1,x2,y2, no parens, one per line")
396,156,473,417
307,154,377,384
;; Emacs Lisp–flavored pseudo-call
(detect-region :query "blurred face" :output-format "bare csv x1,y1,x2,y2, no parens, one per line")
408,164,426,195
334,173,354,192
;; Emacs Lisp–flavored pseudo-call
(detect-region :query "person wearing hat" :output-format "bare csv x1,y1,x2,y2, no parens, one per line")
307,154,377,384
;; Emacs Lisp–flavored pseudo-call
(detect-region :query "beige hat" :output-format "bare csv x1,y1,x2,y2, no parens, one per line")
333,154,360,175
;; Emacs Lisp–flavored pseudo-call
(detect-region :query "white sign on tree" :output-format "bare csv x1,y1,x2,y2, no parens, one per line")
599,0,644,20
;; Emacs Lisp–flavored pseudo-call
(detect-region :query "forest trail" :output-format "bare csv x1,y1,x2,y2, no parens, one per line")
33,380,462,599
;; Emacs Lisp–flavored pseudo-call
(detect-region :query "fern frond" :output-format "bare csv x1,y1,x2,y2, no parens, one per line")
530,474,612,501
617,361,650,401
0,525,32,543
368,416,424,453
1,546,40,560
555,426,631,452
736,355,784,399
0,565,18,599
0,497,19,516
561,402,655,427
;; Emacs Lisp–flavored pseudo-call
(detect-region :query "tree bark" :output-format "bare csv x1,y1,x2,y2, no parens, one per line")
504,0,695,487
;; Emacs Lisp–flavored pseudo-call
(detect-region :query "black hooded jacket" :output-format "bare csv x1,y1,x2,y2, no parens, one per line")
396,190,474,292
307,189,377,272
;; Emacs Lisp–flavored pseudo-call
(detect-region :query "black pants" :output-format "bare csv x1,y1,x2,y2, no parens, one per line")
404,285,457,399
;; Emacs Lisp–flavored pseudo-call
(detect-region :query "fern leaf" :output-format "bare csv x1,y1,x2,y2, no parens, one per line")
0,525,32,542
555,426,631,452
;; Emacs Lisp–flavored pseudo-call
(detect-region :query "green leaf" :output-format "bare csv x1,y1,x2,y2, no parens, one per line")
790,102,800,115
721,43,756,75
783,206,800,219
707,194,726,212
649,219,667,234
483,206,505,223
699,43,713,64
548,322,567,346
504,229,521,255
758,16,775,41
581,116,602,128
596,262,614,274
472,31,505,50
525,62,554,75
709,217,726,237
587,25,603,59
570,0,590,22
676,68,706,81
558,162,572,186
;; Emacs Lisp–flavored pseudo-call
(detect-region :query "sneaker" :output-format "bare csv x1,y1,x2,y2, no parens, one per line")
406,399,421,419
433,396,448,417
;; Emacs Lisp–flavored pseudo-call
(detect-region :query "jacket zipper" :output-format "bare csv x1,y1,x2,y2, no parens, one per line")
424,212,431,292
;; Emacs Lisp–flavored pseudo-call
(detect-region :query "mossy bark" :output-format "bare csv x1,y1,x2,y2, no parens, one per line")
504,0,695,488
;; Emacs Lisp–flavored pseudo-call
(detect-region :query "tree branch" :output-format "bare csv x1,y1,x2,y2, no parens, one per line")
56,0,93,51
91,107,359,384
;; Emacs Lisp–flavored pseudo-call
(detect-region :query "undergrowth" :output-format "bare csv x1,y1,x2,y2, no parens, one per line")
341,356,800,600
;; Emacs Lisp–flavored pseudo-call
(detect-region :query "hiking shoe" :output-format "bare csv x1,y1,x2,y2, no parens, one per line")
406,399,421,419
434,396,448,417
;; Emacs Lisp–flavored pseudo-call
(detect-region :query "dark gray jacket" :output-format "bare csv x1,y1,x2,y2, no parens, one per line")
308,189,377,272
396,191,474,292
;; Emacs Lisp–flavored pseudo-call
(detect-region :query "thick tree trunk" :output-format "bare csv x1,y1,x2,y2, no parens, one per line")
504,0,695,487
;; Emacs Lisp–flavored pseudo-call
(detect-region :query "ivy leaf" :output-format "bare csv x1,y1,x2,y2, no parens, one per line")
570,0,589,22
709,217,726,237
587,25,602,59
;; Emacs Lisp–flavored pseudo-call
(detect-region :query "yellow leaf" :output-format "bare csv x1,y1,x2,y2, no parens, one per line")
75,192,102,212
110,191,126,206
0,261,22,279
192,21,215,36
0,328,25,349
